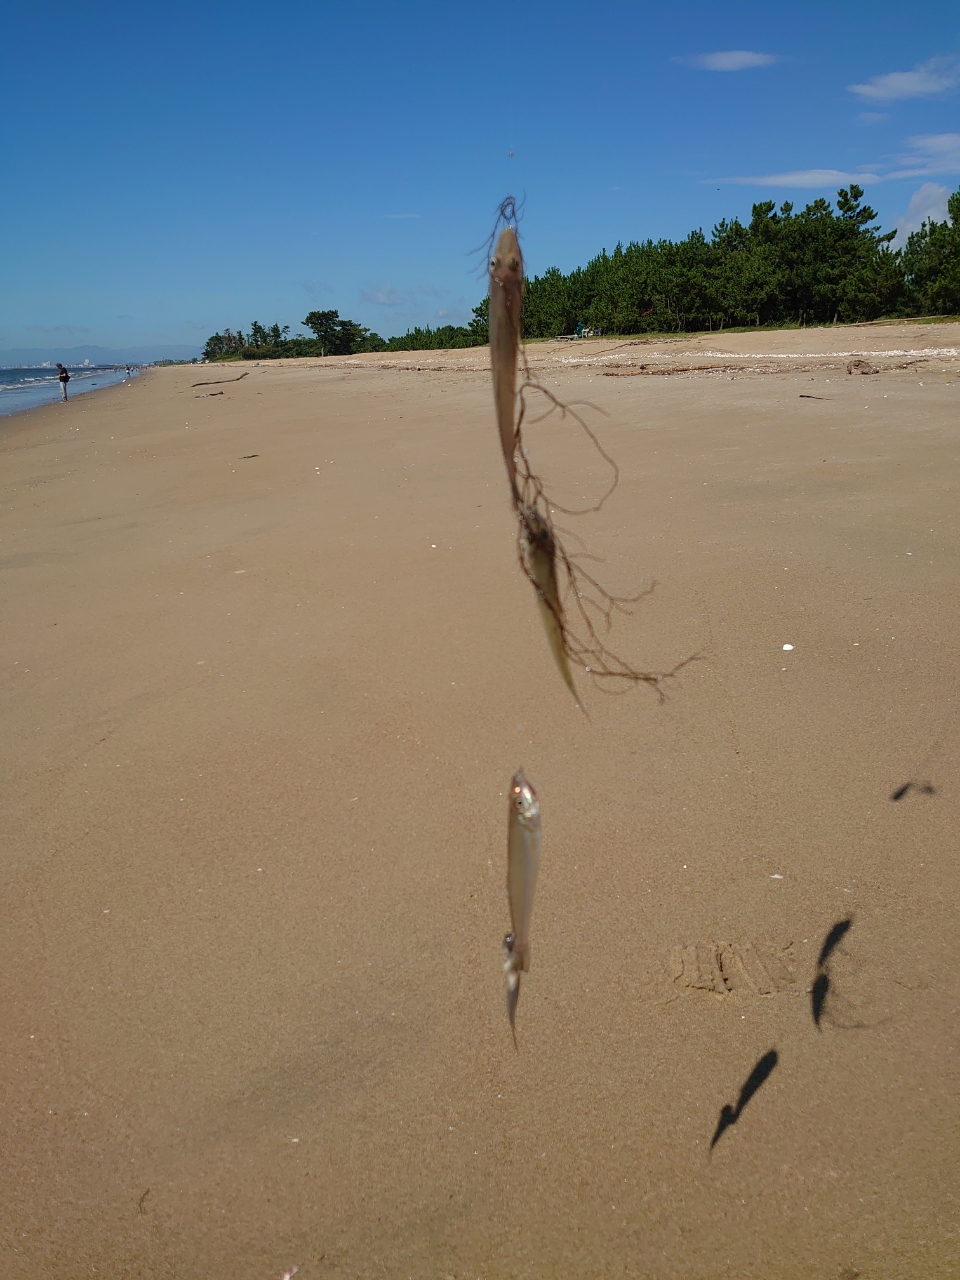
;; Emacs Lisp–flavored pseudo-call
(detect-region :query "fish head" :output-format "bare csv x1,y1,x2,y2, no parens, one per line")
490,227,524,292
509,768,540,829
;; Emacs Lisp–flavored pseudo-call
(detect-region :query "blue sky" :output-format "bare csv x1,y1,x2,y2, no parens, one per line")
2,0,959,355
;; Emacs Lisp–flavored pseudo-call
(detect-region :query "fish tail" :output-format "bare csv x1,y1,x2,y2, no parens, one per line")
556,648,584,714
505,966,521,1048
538,597,583,711
504,939,523,1045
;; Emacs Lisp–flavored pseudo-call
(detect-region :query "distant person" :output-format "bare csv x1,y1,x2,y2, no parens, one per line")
56,363,70,402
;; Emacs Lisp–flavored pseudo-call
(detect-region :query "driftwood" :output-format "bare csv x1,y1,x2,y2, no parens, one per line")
602,363,739,377
191,372,250,387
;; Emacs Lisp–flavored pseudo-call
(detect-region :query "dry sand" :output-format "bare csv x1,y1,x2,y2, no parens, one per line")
3,322,960,1278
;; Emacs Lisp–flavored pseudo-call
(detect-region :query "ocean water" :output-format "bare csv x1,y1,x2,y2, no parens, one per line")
0,366,140,417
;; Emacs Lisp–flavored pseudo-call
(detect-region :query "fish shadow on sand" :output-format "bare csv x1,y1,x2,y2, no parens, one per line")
709,1049,778,1150
812,917,852,1027
890,781,936,802
810,916,876,1031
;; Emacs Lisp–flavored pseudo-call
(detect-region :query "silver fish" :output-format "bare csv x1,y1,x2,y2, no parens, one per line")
489,226,524,505
521,506,583,711
504,768,542,1043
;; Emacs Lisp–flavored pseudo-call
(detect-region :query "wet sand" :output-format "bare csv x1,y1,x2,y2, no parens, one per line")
3,323,960,1278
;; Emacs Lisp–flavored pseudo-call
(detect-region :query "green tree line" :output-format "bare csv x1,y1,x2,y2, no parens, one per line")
202,312,385,361
521,184,960,336
202,184,960,360
202,304,490,361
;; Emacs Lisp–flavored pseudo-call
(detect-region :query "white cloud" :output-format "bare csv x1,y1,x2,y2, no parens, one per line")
360,285,403,306
849,56,960,101
713,134,960,188
677,50,776,71
890,182,952,247
888,132,960,178
434,306,473,325
713,168,881,188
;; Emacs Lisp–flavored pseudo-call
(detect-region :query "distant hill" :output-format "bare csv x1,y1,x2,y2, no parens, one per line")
0,343,202,367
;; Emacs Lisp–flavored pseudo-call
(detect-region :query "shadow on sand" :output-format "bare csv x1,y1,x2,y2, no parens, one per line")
890,781,936,802
710,1049,778,1150
812,917,852,1028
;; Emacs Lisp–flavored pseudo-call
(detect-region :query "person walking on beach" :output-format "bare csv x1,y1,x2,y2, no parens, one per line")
56,363,70,402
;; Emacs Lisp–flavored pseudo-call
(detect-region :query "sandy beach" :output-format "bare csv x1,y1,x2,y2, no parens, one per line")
3,321,960,1278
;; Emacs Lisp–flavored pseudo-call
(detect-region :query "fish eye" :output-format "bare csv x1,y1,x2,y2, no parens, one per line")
508,258,519,271
490,258,499,270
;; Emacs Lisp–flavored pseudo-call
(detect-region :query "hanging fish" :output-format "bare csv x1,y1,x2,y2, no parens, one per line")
504,768,542,1045
484,196,697,708
488,225,524,505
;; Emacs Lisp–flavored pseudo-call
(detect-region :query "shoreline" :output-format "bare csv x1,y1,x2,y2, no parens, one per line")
0,366,142,420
